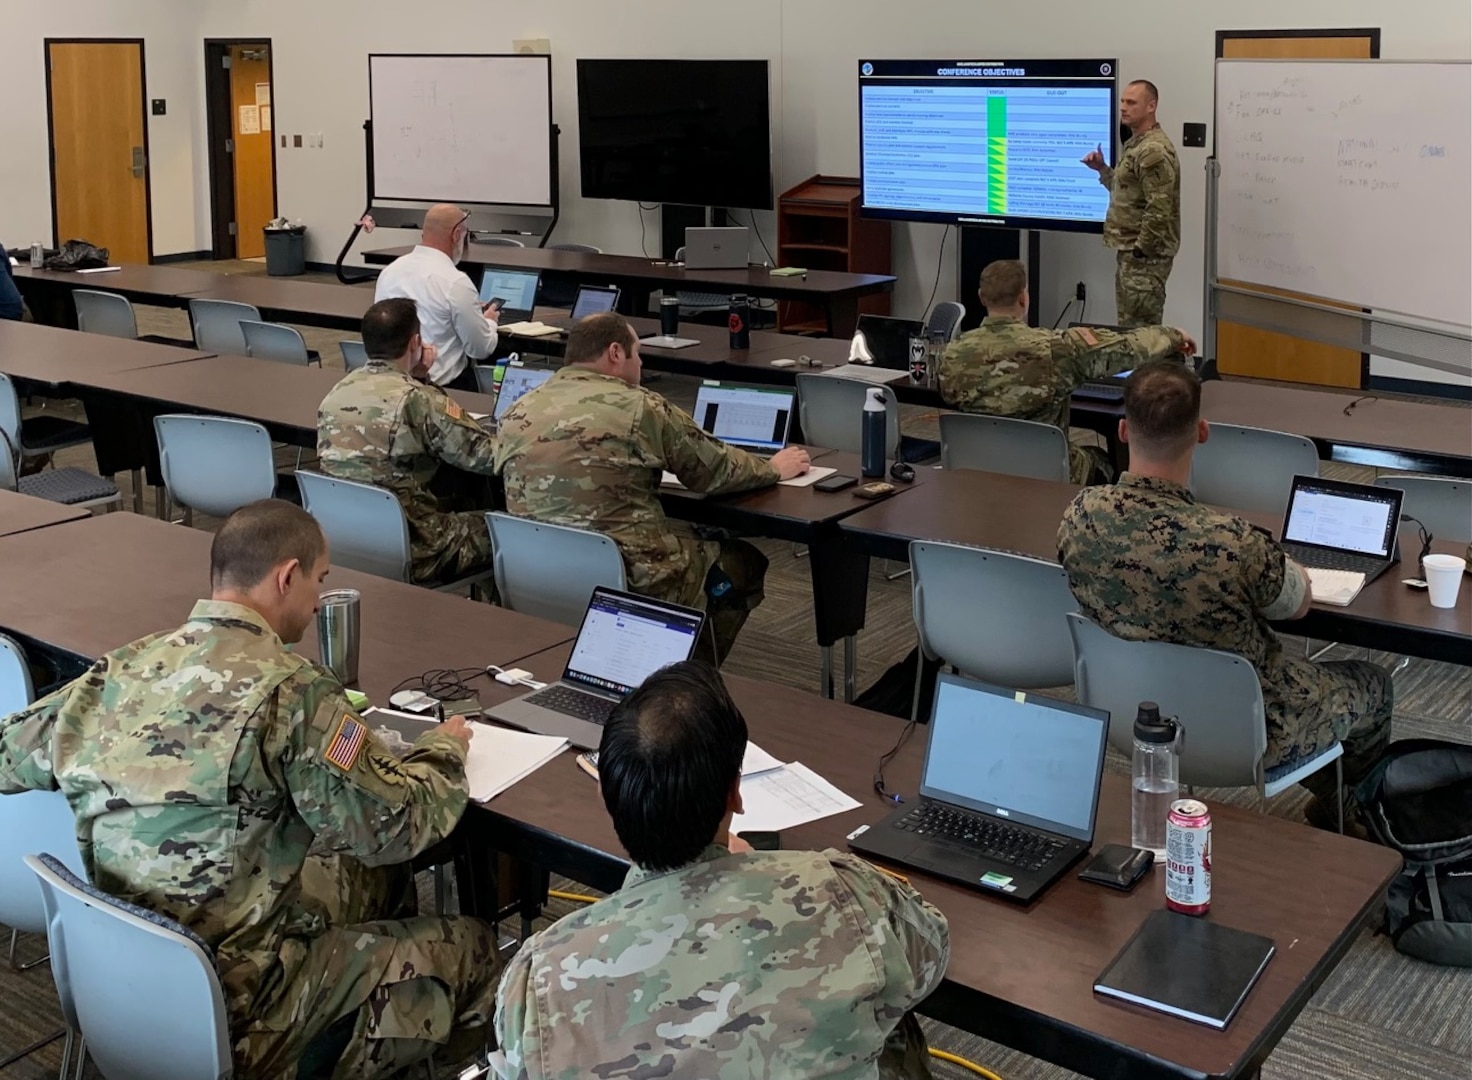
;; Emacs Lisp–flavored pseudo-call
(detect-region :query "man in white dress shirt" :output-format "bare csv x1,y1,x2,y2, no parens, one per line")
374,204,500,391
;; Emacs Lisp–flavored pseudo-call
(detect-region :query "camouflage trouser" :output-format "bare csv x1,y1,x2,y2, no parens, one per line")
1067,443,1115,486
702,539,770,666
411,510,494,585
1266,657,1394,806
233,860,501,1079
1115,250,1171,327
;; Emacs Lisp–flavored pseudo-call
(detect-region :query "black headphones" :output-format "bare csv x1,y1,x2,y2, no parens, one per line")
889,461,915,484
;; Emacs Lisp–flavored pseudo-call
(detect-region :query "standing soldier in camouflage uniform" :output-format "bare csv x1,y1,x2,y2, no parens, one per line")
1082,79,1181,326
493,312,811,662
493,661,950,1080
0,501,501,1078
1057,363,1392,830
319,298,498,585
939,260,1195,484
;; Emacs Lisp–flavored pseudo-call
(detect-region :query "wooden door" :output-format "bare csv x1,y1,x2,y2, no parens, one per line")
1214,30,1378,388
229,46,276,259
47,41,150,264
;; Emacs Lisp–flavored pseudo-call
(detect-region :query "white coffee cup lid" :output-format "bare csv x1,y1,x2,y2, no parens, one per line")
1423,554,1466,571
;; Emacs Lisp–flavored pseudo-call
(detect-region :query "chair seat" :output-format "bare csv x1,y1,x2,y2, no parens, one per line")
1263,740,1345,797
19,416,92,454
900,435,941,464
18,468,120,506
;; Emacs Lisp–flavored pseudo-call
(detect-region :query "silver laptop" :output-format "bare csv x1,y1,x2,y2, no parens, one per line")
477,267,541,323
691,381,796,457
683,226,750,270
492,364,555,423
488,586,706,750
1280,475,1403,582
850,673,1108,904
548,284,622,331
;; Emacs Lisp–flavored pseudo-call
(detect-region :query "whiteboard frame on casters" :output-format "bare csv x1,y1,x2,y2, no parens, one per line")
1204,58,1471,380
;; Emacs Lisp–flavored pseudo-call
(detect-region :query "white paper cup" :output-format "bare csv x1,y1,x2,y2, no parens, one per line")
1423,554,1466,609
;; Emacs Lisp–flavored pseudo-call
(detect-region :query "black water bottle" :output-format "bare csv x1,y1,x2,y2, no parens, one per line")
861,387,887,478
728,294,751,350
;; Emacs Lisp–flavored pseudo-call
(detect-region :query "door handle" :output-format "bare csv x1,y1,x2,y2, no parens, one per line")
131,146,146,179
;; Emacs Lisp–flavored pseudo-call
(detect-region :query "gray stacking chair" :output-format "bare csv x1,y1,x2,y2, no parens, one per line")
241,320,315,366
188,298,260,357
339,340,369,372
486,512,627,627
794,374,901,458
154,415,277,523
938,413,1071,482
1190,423,1319,516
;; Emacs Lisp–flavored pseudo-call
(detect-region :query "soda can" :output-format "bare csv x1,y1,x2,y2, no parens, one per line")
1164,798,1211,915
30,242,44,268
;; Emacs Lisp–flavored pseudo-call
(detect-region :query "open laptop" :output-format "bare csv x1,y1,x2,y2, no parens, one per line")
1280,475,1403,582
546,284,622,331
492,364,556,423
857,314,927,369
683,226,750,270
477,267,541,323
850,673,1108,904
488,586,706,750
691,381,796,457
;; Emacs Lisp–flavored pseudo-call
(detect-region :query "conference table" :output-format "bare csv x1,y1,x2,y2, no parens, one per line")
10,264,229,328
0,490,88,538
473,640,1403,1080
0,319,211,382
363,242,897,338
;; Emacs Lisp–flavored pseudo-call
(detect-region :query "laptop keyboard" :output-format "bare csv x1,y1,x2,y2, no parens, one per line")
897,803,1066,872
1282,544,1386,576
1075,380,1125,401
522,684,615,725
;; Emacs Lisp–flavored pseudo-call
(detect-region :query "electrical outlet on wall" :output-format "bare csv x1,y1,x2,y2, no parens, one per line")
1075,282,1087,301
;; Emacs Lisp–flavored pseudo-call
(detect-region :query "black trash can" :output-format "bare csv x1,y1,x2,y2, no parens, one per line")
263,225,306,276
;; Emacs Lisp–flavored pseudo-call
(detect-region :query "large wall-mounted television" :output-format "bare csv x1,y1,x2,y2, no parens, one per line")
859,58,1119,232
576,59,773,210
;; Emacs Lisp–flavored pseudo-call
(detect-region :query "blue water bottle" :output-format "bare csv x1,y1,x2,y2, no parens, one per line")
861,387,887,478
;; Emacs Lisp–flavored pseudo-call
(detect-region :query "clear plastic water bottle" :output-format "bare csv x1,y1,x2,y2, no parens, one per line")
1131,702,1181,858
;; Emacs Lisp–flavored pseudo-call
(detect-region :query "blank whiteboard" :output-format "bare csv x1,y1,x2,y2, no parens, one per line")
1215,59,1471,327
369,54,553,207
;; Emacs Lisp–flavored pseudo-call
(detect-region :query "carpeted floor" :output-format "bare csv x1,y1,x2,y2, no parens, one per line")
2,261,1468,1078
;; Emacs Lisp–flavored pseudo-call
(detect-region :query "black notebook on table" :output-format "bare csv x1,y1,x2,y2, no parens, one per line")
1093,911,1276,1030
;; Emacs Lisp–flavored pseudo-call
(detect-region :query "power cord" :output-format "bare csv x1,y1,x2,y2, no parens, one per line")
637,203,659,258
922,226,953,318
873,718,919,804
548,889,600,905
726,208,777,266
1401,513,1433,575
1342,395,1377,416
1051,297,1079,329
389,667,491,702
929,1048,1005,1079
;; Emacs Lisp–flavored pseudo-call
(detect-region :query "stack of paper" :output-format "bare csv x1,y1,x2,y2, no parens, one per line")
818,364,907,384
501,321,562,337
731,761,862,834
1306,567,1366,607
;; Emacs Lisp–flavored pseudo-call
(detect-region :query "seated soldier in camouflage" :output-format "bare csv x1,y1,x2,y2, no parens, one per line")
0,501,500,1078
938,259,1195,485
1057,363,1393,831
492,312,810,663
318,298,498,584
493,661,950,1079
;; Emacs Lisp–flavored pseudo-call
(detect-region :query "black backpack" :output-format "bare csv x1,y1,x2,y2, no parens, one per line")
1355,739,1472,967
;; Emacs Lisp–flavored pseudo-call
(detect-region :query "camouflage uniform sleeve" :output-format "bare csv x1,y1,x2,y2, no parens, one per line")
405,384,498,476
491,940,537,1079
828,850,950,1014
1050,325,1187,384
284,670,470,866
1135,145,1179,259
643,393,779,495
0,674,83,793
1238,524,1306,619
1097,163,1114,189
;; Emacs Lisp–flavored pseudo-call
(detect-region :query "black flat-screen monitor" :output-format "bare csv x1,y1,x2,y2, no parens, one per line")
859,58,1119,232
577,59,773,210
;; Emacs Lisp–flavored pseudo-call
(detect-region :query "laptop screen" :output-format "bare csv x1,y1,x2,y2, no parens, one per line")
919,674,1108,842
564,588,705,696
570,285,620,320
493,366,555,421
477,268,541,315
857,314,927,369
1282,476,1401,558
691,382,795,453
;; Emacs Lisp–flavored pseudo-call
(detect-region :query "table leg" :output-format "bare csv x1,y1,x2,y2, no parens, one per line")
844,635,858,704
819,645,834,699
131,469,143,514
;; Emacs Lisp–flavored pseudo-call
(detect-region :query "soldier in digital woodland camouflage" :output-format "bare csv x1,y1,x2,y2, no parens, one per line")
939,259,1194,484
318,297,498,584
0,501,500,1078
1081,79,1181,326
493,311,811,663
1058,363,1393,831
493,661,950,1079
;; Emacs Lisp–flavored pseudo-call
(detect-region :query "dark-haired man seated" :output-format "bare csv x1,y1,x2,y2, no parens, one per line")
0,500,500,1077
493,661,950,1079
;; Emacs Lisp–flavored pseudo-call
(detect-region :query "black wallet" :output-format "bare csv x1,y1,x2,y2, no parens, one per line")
1078,845,1154,891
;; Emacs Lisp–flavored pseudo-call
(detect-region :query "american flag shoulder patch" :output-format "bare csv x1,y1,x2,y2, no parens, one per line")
325,713,367,772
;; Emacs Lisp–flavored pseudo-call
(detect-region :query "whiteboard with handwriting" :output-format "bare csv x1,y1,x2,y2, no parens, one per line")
1215,60,1471,327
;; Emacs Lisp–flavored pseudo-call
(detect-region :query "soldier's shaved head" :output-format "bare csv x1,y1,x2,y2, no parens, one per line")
566,312,638,364
978,260,1029,311
422,204,469,241
1128,79,1159,104
211,500,326,593
1123,360,1201,457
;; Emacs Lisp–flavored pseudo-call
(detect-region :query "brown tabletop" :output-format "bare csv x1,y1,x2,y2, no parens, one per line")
187,275,378,332
476,660,1402,1080
0,513,574,704
0,490,90,537
0,319,211,383
1201,380,1472,478
11,263,226,310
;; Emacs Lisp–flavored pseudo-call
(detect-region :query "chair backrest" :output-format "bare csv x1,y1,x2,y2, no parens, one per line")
473,364,499,396
1067,613,1267,789
548,242,601,254
794,374,901,457
0,631,34,713
674,246,687,261
297,471,411,581
1189,423,1319,516
1376,475,1472,543
73,289,139,339
154,414,276,518
0,423,17,493
0,372,21,452
487,512,627,626
912,542,1076,688
188,298,260,356
938,412,1070,482
241,320,310,366
27,853,232,1080
339,340,369,372
924,300,966,342
477,236,525,248
0,790,84,935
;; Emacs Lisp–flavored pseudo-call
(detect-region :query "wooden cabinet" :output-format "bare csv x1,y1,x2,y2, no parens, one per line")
777,175,891,335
